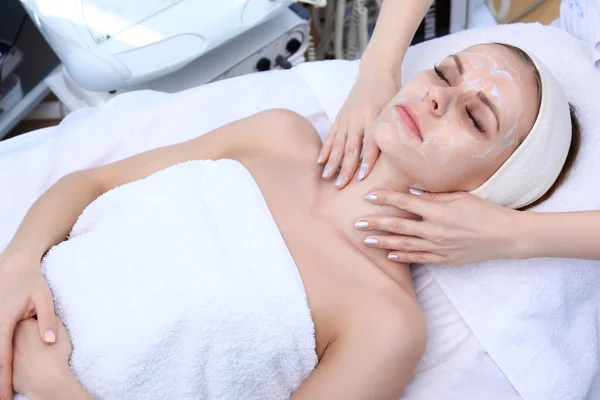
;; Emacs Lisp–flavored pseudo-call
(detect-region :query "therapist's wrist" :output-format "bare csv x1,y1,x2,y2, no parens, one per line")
358,52,402,85
511,210,540,260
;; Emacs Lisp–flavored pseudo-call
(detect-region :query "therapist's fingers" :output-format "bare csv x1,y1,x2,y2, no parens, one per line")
386,251,446,265
354,216,435,239
365,190,444,221
362,234,437,254
0,317,16,400
357,135,380,181
335,127,363,189
318,120,339,165
412,190,466,203
322,124,348,179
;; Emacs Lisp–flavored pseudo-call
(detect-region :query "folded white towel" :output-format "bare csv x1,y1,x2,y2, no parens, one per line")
17,160,317,399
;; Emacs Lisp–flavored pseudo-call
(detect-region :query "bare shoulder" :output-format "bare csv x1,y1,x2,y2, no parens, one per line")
244,109,323,163
89,108,322,194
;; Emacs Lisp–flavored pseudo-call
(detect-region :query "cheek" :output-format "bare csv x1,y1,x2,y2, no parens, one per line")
414,136,503,192
397,74,436,100
372,107,427,164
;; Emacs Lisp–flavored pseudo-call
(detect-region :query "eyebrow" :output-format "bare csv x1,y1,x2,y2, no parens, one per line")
451,54,464,75
477,92,500,132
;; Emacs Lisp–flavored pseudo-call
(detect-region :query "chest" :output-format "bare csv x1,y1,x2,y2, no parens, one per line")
240,157,387,355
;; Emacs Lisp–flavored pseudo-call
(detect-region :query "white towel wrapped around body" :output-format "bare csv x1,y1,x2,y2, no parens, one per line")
32,159,317,399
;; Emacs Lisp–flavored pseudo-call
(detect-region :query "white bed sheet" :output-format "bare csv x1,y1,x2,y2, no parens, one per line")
0,66,520,399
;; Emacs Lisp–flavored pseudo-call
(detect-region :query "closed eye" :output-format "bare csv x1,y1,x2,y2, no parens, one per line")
433,65,450,85
466,106,484,133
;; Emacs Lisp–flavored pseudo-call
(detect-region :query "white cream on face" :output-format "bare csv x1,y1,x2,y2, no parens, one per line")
372,93,432,164
458,51,523,160
370,46,534,192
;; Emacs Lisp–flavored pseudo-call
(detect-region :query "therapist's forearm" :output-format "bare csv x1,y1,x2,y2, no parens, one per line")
360,0,434,81
4,171,102,261
519,211,600,260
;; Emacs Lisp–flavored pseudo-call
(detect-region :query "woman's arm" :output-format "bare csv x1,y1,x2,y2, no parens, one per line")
292,302,426,400
4,109,309,261
12,317,92,400
520,211,600,260
35,373,93,400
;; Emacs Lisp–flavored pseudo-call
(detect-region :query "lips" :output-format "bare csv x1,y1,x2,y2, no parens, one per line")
394,104,423,142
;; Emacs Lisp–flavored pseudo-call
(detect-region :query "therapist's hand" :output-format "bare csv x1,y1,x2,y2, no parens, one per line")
318,70,399,189
358,190,523,265
0,252,57,400
12,317,71,399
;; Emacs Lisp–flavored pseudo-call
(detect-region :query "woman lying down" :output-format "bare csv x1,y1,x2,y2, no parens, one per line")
9,42,579,399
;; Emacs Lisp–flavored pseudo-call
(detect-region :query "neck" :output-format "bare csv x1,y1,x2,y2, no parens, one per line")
316,155,415,284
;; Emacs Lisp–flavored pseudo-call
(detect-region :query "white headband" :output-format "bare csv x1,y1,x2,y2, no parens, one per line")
470,49,572,209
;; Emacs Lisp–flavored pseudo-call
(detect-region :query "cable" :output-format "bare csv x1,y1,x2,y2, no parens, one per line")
345,1,360,60
311,6,323,35
334,0,346,59
506,0,548,23
315,0,336,59
357,0,369,55
275,55,293,69
307,35,317,61
0,14,28,97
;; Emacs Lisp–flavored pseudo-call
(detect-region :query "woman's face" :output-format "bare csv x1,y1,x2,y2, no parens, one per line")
372,44,539,192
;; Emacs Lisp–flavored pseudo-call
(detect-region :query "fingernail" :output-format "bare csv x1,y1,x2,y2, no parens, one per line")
322,166,334,178
409,188,424,196
357,163,368,180
44,330,56,343
388,253,399,261
317,154,324,164
364,237,378,245
354,220,368,229
365,193,377,202
335,176,345,187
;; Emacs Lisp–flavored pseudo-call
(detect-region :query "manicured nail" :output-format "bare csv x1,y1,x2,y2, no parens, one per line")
364,237,378,245
354,220,368,229
317,154,324,164
409,188,424,196
365,193,377,202
335,176,345,187
44,330,56,343
388,253,399,261
357,163,368,180
322,166,334,178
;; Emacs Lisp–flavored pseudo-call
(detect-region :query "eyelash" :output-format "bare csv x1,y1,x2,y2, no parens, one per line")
466,106,484,133
433,64,485,134
433,65,449,85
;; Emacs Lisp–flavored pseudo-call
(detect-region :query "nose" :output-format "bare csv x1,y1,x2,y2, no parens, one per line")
425,86,452,117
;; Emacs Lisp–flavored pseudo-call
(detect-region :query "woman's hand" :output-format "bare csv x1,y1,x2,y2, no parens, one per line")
317,70,399,189
357,190,526,265
12,317,72,398
0,252,57,399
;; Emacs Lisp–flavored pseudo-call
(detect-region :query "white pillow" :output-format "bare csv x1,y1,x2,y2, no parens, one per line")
297,23,600,400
